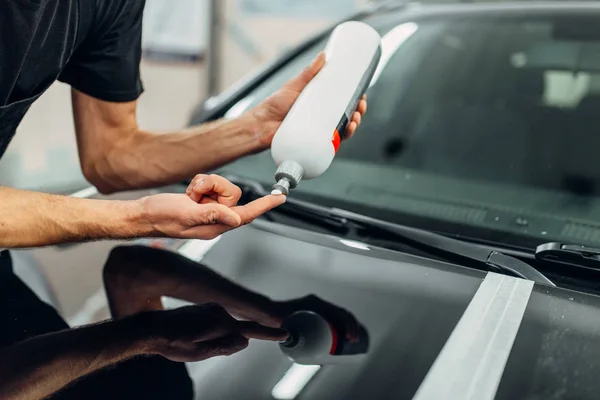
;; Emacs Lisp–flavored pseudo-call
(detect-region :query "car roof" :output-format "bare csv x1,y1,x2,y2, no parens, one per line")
375,1,600,18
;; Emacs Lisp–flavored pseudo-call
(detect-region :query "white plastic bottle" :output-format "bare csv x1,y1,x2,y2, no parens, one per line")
279,311,370,365
271,21,382,195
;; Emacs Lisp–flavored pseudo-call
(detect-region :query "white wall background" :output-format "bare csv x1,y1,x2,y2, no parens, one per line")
142,0,210,56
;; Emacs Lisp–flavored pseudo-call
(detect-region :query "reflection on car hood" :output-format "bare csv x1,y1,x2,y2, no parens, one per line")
176,219,600,400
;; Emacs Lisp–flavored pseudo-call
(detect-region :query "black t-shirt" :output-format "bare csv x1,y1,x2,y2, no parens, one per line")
0,3,195,397
0,0,146,156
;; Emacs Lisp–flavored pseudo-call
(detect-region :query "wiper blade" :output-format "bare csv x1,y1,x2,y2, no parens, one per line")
536,242,600,272
328,208,554,286
227,175,555,287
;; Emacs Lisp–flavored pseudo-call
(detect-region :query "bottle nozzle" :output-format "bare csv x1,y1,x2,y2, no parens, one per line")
280,332,300,348
272,178,291,195
273,161,304,196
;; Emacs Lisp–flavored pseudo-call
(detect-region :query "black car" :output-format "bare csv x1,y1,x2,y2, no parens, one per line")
176,1,600,399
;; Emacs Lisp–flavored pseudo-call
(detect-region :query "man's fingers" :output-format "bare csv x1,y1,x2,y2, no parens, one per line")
197,203,242,227
347,121,358,138
185,195,285,239
237,321,289,341
200,196,218,205
285,51,326,93
232,195,286,225
186,195,286,237
352,111,362,126
190,334,249,360
343,97,367,140
357,98,367,115
190,175,243,207
187,175,207,200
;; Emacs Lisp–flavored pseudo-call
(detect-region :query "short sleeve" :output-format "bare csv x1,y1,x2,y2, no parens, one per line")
58,0,146,102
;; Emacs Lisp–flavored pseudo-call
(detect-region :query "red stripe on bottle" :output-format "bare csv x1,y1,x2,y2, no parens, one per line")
327,321,339,355
332,130,341,153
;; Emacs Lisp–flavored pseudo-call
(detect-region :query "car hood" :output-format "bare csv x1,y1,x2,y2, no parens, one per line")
173,219,600,400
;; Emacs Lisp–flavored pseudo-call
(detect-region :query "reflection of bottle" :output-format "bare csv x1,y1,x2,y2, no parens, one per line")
270,21,382,195
279,311,369,365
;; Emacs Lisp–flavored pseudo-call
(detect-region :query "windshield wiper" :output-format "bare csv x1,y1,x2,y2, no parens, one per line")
536,242,600,272
226,175,555,286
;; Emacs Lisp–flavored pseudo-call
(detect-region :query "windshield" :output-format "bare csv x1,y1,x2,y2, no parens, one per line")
216,12,600,249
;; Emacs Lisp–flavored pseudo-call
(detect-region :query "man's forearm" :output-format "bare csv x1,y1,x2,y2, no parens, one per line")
0,187,149,248
0,317,148,400
91,115,264,193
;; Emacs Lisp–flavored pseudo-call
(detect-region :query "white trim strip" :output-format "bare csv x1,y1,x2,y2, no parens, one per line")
271,364,322,400
177,237,221,261
69,186,98,199
413,272,534,400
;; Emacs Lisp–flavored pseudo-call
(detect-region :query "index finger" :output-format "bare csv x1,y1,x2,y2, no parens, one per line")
357,98,367,115
237,321,289,341
232,195,286,224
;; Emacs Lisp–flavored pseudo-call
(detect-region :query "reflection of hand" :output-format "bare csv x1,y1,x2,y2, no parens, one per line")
139,191,285,240
278,295,360,343
246,52,368,149
141,303,289,363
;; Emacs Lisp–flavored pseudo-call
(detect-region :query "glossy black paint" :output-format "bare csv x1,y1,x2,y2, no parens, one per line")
177,216,600,399
189,218,484,399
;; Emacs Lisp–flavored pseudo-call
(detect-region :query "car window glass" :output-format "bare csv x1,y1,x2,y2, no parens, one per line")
219,15,600,248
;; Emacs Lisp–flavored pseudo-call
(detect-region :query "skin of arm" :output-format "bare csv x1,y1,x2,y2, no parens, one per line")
0,303,286,400
0,315,149,400
0,185,284,248
71,92,264,194
0,186,149,248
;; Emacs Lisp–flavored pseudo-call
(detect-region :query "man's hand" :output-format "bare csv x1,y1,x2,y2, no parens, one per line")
278,294,360,343
140,191,285,240
247,52,368,148
142,303,288,363
185,173,243,206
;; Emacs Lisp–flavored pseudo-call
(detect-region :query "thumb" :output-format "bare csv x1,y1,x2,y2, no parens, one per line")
284,51,326,93
196,203,242,227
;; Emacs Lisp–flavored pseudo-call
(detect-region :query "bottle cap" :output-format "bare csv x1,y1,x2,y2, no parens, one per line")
273,161,304,195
